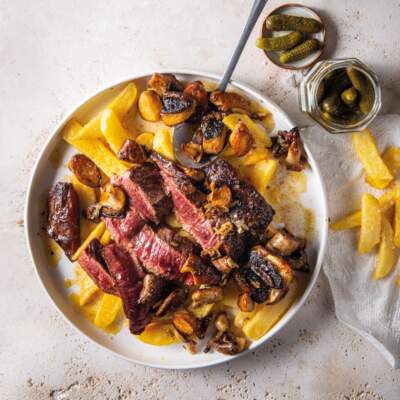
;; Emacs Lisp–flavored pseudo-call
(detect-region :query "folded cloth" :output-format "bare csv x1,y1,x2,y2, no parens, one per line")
302,114,400,368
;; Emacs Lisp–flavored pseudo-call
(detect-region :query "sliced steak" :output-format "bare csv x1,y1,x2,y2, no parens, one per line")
131,225,192,284
102,243,150,334
47,182,80,260
112,163,171,224
78,239,118,295
103,204,145,248
204,159,275,245
152,152,245,261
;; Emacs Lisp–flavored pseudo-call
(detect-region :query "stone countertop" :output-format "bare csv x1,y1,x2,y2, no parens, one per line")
1,0,399,399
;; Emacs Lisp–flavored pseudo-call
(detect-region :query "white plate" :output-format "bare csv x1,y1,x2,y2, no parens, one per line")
24,70,328,369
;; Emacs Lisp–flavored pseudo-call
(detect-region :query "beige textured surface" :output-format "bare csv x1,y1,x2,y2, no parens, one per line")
0,0,399,399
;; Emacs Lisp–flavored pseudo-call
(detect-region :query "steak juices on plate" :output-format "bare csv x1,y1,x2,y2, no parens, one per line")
46,73,310,355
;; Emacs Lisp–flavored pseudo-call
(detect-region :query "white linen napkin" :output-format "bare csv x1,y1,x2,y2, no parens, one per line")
302,114,400,368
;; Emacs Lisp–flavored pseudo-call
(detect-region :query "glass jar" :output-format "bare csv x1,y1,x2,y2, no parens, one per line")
299,58,381,134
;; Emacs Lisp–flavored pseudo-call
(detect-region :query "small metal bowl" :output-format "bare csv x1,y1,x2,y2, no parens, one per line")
260,3,326,70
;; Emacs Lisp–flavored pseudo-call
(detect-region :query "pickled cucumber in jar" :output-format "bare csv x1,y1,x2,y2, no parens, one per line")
318,66,375,126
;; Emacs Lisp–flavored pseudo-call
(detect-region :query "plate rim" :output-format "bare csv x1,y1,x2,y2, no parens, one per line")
24,69,328,369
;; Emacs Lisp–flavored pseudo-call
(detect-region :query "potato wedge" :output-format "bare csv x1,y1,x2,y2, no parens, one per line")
373,217,397,280
72,221,106,261
100,229,112,246
67,138,130,177
330,211,361,230
139,321,181,346
378,183,400,212
73,83,138,140
135,132,155,150
74,265,100,306
358,193,381,254
153,128,175,161
352,129,393,188
70,174,96,210
251,159,278,193
365,175,393,190
394,198,400,247
223,113,272,148
100,108,132,154
240,148,271,166
94,293,123,328
242,278,298,340
62,119,83,142
382,146,400,175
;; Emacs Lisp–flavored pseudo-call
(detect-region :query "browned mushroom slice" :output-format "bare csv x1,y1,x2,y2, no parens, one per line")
229,121,254,157
200,112,227,155
181,141,203,163
138,274,166,306
191,286,223,308
205,331,247,355
209,90,251,114
207,183,232,208
266,229,304,256
212,256,239,274
68,154,102,188
161,92,196,126
180,167,205,182
252,246,293,288
117,139,147,164
287,248,310,272
264,287,286,305
214,311,230,332
148,73,184,96
98,183,127,218
271,127,305,171
172,310,197,336
195,314,213,339
156,288,187,317
237,292,254,312
183,81,208,110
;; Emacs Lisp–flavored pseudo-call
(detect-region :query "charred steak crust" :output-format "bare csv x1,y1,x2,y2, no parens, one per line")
47,182,80,260
204,160,275,245
78,239,118,295
151,152,245,261
102,243,150,334
112,163,171,224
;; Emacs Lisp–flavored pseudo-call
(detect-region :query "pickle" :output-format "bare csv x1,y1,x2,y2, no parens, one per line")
322,111,362,125
322,93,344,116
279,39,320,64
265,14,322,33
256,31,304,51
346,68,375,114
341,87,358,105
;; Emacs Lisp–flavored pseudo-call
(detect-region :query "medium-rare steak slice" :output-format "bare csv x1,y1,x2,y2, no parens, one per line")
204,159,275,245
131,225,192,283
112,163,171,224
102,243,150,334
78,239,118,295
103,204,145,248
47,182,80,260
151,152,246,261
